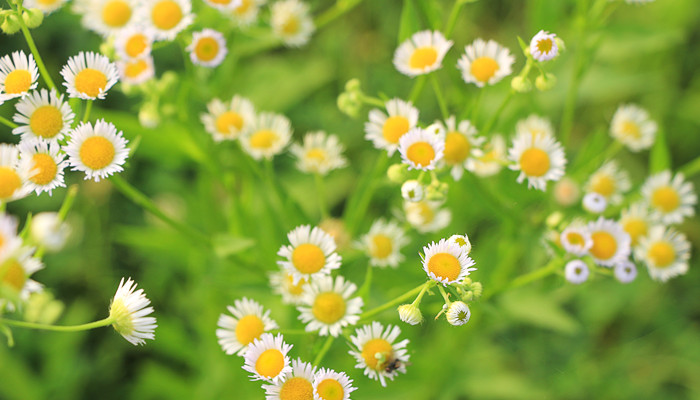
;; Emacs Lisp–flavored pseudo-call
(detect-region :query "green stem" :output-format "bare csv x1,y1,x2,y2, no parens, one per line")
314,173,329,220
470,88,485,124
312,335,335,366
679,155,700,178
82,100,93,123
483,257,564,301
17,16,56,90
481,90,514,135
0,316,114,332
315,0,365,29
411,280,432,306
58,185,79,221
358,94,385,108
0,115,18,129
437,285,451,305
359,282,428,321
356,262,373,301
343,152,389,235
409,75,428,103
443,0,465,38
430,74,449,120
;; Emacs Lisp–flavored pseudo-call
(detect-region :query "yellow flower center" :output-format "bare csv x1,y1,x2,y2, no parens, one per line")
249,129,279,150
255,349,285,378
102,0,132,28
444,132,470,165
125,34,148,58
30,105,63,139
519,148,550,177
1,260,26,291
234,0,251,14
651,186,680,212
406,141,435,167
291,243,325,274
470,56,499,83
279,377,313,400
194,37,220,62
361,338,393,370
281,17,299,35
370,234,393,259
208,0,231,4
619,121,641,139
235,314,264,346
312,292,346,324
124,59,148,79
427,252,461,281
74,68,108,98
623,218,647,246
30,153,57,185
215,111,243,135
590,174,615,197
80,136,115,170
536,38,553,54
4,69,32,94
382,116,409,144
409,47,438,70
566,232,585,247
305,148,327,162
151,0,183,30
285,274,307,295
648,241,675,268
109,298,135,336
0,167,22,199
454,237,468,247
416,201,434,223
590,231,617,261
316,379,344,400
38,0,60,5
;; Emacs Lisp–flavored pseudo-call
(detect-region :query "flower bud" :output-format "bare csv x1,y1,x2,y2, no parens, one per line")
30,212,71,252
1,13,21,35
470,282,483,298
139,102,160,128
445,301,471,326
337,92,361,118
582,192,607,214
387,163,409,183
22,8,43,29
535,73,557,91
425,181,448,201
398,304,423,325
401,179,424,202
344,78,361,92
511,76,532,93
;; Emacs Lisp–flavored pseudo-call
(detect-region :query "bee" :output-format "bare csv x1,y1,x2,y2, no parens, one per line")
384,358,405,374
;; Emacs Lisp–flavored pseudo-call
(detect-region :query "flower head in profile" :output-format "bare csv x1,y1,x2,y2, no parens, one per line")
109,277,157,345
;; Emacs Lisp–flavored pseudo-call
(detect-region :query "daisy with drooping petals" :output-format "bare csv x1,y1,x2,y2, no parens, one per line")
0,144,31,203
348,322,409,387
446,301,471,326
313,368,356,400
0,51,39,100
610,104,657,152
565,259,589,285
0,246,44,308
508,129,567,191
188,29,228,68
619,202,652,246
560,223,592,256
24,0,69,14
75,0,138,36
115,27,155,60
404,199,451,233
117,56,155,85
243,333,293,384
270,270,309,305
297,275,363,337
359,219,408,268
12,88,75,143
144,0,193,41
271,0,315,47
201,95,256,142
61,52,119,100
530,30,559,61
364,98,419,156
435,116,484,180
614,260,637,283
263,358,316,400
290,131,347,175
393,30,453,77
515,114,554,140
471,134,507,177
421,238,476,286
586,161,631,205
240,112,292,160
636,226,690,282
277,225,342,284
398,127,445,171
216,297,279,356
64,119,130,182
457,38,515,87
19,139,68,195
641,170,696,225
587,217,631,267
108,277,157,346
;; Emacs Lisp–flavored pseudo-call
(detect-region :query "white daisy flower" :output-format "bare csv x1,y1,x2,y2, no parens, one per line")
61,52,119,100
582,192,607,214
12,88,74,143
457,38,515,87
202,0,242,11
614,260,637,284
515,114,554,140
143,0,193,41
216,297,279,356
471,134,507,177
201,95,256,142
269,270,309,305
24,0,69,14
242,333,293,384
560,224,592,256
262,358,316,400
586,161,631,205
434,116,484,180
445,301,471,326
108,277,157,346
564,259,589,285
359,219,408,268
240,112,292,160
553,177,581,207
348,322,410,387
401,180,424,202
290,131,347,175
117,55,155,85
270,0,315,47
0,214,22,261
398,127,445,171
508,128,567,191
188,29,228,68
114,26,155,60
610,104,657,152
0,144,32,202
313,368,356,400
29,212,71,252
619,202,652,246
421,238,476,286
297,275,363,337
393,30,453,77
404,199,451,233
231,0,265,26
641,171,696,225
0,51,39,100
530,30,559,61
0,246,44,308
397,304,422,325
364,98,419,156
636,225,690,282
587,217,631,267
447,234,472,255
277,225,342,284
75,0,138,36
64,119,130,182
18,139,68,195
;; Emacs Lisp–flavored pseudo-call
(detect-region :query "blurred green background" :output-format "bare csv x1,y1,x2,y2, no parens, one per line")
1,0,700,398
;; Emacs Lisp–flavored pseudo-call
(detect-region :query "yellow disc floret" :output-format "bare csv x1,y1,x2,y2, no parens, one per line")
235,315,265,346
519,148,550,177
1,260,26,292
291,243,325,274
311,292,346,324
623,219,647,246
590,231,617,260
102,0,132,27
406,142,435,168
470,57,498,83
80,136,115,170
361,338,393,370
409,47,438,70
4,70,32,94
651,186,680,212
249,130,279,150
648,241,675,268
590,175,615,197
125,34,148,58
279,377,313,400
216,111,244,135
536,38,553,54
0,167,22,199
382,116,409,144
316,379,344,400
194,37,220,62
255,349,285,378
427,252,461,282
30,153,57,185
444,132,470,165
30,105,63,139
124,59,148,79
74,68,108,98
371,234,393,259
151,0,183,30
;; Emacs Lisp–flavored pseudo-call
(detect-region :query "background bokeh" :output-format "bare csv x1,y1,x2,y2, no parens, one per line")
1,0,699,398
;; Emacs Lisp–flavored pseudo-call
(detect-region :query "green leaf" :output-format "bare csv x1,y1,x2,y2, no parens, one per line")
414,0,442,31
499,288,580,334
398,0,421,43
212,234,256,259
650,128,671,173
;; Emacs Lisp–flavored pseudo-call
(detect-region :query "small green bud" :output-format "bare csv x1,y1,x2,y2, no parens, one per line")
345,78,361,92
22,8,43,29
535,73,557,91
99,40,115,60
546,211,564,228
337,92,361,118
555,37,566,52
397,304,423,325
1,14,21,35
387,163,409,183
139,102,160,128
425,181,448,201
470,282,483,298
511,76,532,93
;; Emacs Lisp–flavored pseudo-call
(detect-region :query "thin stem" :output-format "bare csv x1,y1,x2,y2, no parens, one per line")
409,75,428,103
314,173,329,220
411,280,432,306
343,152,389,235
0,316,115,332
443,0,465,38
312,335,335,366
481,90,514,135
0,115,18,129
437,285,451,304
58,185,79,221
358,94,385,108
356,263,373,301
359,282,428,321
430,74,449,120
483,257,563,301
315,0,365,29
82,100,93,123
17,16,56,90
679,155,700,178
470,88,485,124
